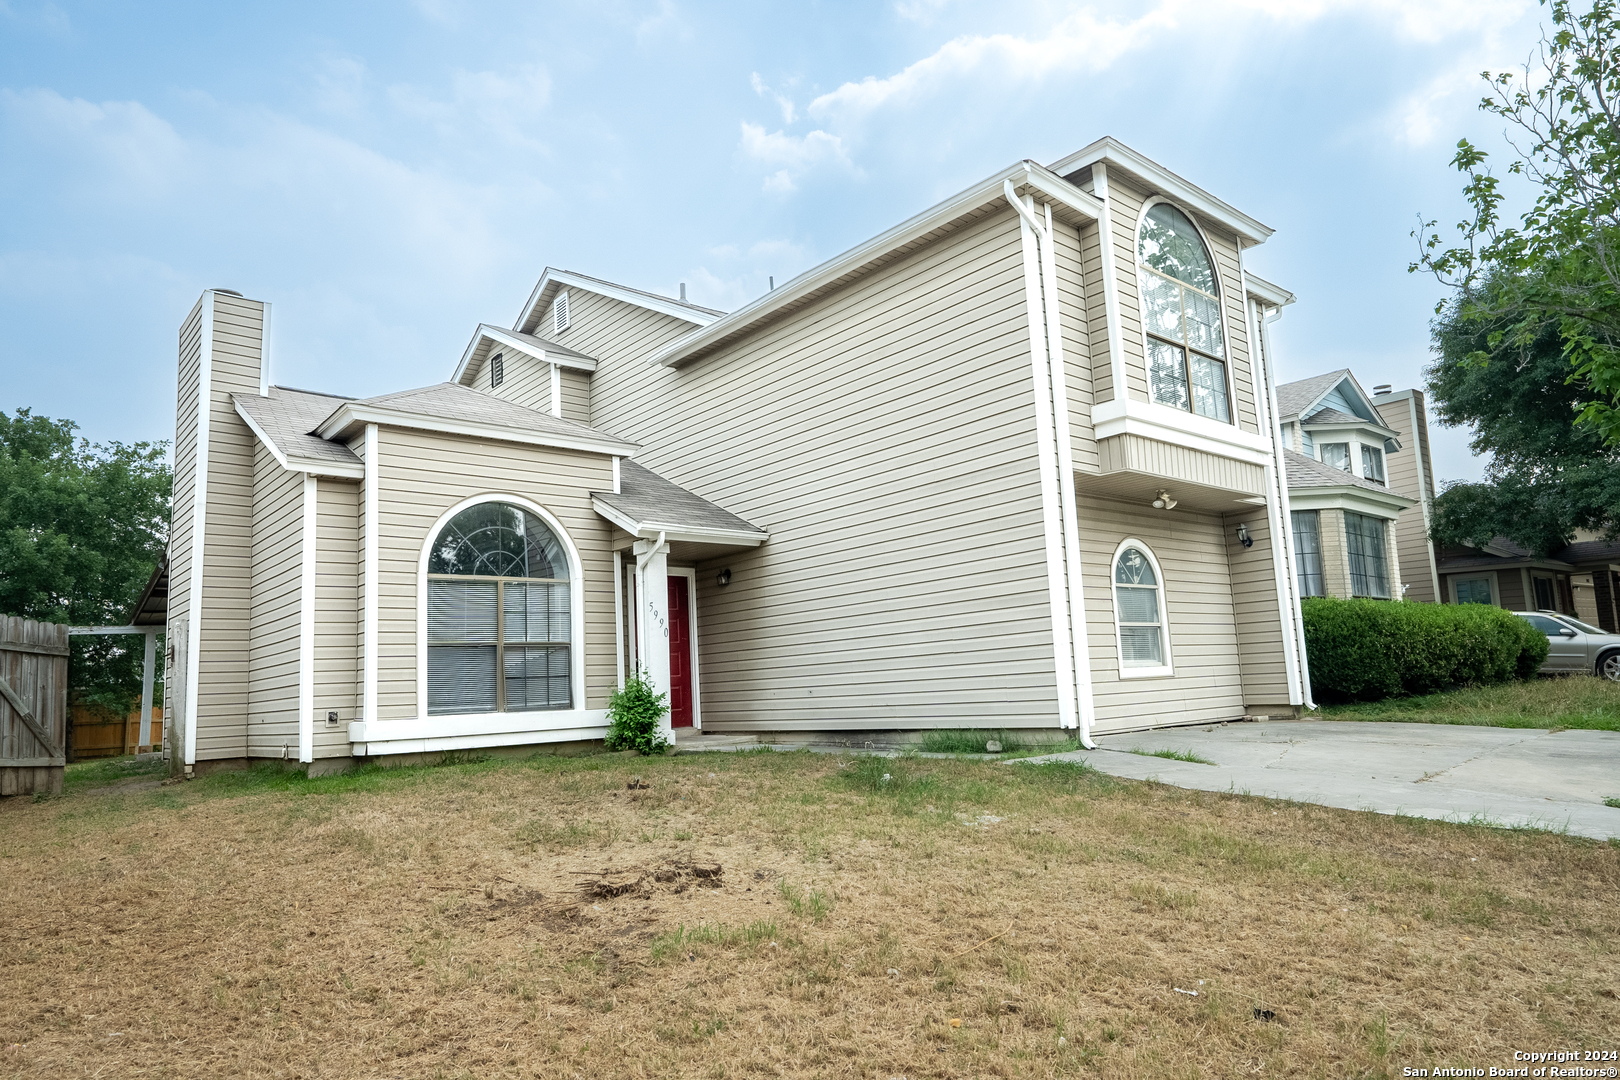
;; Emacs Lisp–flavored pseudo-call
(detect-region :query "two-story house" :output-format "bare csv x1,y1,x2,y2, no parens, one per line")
161,137,1319,775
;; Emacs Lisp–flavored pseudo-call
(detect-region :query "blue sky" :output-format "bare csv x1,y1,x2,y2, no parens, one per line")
0,0,1550,484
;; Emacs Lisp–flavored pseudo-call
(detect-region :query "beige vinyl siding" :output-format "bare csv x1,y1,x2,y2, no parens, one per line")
1052,219,1098,472
1375,395,1439,603
372,428,618,720
1220,509,1291,707
568,209,1059,730
1097,434,1265,496
559,368,591,425
194,294,264,761
1081,497,1245,731
1106,174,1261,434
477,351,553,414
248,442,303,755
1077,213,1115,406
313,478,359,758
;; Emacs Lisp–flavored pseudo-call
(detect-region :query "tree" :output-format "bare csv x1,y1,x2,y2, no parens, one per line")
1424,276,1620,552
0,408,170,710
1413,0,1620,446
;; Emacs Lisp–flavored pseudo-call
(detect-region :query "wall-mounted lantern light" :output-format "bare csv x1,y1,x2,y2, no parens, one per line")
717,568,732,587
1235,523,1253,548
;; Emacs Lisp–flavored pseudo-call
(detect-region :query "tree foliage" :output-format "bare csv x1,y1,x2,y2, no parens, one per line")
1425,277,1620,551
0,408,170,710
1413,0,1620,445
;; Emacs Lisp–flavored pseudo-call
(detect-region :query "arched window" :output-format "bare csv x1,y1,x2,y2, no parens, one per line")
1113,542,1171,675
426,501,573,715
1137,202,1230,423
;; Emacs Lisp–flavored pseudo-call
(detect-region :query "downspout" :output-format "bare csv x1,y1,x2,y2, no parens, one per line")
1260,305,1315,710
1244,293,1306,712
1004,179,1097,749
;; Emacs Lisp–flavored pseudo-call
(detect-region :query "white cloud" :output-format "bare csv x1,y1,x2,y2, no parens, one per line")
312,54,369,118
738,122,855,193
637,0,692,43
0,89,188,201
388,66,552,148
894,0,951,23
750,72,797,125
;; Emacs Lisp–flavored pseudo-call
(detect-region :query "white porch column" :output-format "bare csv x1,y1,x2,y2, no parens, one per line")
138,628,157,749
633,534,673,738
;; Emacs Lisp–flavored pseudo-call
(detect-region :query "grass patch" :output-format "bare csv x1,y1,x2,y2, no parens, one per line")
3,741,1615,1077
1605,797,1620,810
916,728,1075,756
1318,674,1620,731
62,755,167,792
1128,747,1217,765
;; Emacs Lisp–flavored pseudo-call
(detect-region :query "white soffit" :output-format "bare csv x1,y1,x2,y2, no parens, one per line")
1049,137,1274,246
649,160,1103,370
1244,272,1295,308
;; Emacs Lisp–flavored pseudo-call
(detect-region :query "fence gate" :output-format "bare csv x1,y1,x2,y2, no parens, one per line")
0,617,69,796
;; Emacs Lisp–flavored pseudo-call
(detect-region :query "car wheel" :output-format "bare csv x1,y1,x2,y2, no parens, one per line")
1600,650,1620,683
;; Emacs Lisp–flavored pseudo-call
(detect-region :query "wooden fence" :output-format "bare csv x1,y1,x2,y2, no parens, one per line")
69,704,164,759
1,617,68,796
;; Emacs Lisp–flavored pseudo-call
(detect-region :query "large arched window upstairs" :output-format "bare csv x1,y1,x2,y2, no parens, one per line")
1137,202,1231,423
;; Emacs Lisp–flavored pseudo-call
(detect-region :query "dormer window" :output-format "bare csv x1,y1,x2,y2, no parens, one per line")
1137,203,1230,424
1320,442,1351,472
1361,445,1385,485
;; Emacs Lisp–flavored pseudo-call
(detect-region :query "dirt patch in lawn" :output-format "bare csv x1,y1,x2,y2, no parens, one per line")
0,750,1615,1078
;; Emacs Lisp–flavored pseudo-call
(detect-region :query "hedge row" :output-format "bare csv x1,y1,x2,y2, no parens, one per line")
1301,597,1548,702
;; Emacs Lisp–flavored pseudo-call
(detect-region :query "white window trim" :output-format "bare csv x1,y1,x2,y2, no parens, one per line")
666,567,702,731
411,493,587,724
1131,196,1237,428
1447,571,1500,607
1110,537,1174,679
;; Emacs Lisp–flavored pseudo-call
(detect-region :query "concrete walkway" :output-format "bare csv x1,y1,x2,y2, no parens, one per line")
1020,720,1620,841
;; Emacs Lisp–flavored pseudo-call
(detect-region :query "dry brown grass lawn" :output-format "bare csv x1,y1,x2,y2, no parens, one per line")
1,749,1616,1079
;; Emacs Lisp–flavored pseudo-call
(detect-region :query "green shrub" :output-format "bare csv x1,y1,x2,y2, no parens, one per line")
603,669,671,755
1301,598,1548,703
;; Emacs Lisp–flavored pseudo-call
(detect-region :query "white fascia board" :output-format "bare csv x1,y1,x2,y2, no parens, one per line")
348,710,610,751
1090,398,1273,466
1047,137,1274,245
1287,486,1416,514
234,399,366,478
452,323,598,385
591,496,767,546
1244,272,1295,308
316,403,639,457
649,161,1104,370
513,269,719,337
1300,418,1402,441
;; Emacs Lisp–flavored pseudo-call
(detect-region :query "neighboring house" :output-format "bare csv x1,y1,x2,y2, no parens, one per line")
1273,370,1422,602
162,137,1319,776
1435,532,1620,631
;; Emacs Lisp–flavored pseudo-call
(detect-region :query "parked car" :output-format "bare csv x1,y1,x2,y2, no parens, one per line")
1514,612,1620,681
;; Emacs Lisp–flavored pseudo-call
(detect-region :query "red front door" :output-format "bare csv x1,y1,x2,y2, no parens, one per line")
667,576,694,728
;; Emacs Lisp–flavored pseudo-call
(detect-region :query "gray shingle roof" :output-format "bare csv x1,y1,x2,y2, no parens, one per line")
235,387,363,470
342,382,637,451
593,461,766,538
1301,407,1361,426
1274,369,1350,420
1282,448,1406,496
1555,539,1620,565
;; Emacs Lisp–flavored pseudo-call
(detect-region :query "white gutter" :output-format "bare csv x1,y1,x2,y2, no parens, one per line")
1004,180,1096,750
1259,305,1315,710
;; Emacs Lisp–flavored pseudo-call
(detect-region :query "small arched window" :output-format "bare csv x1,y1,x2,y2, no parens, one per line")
426,502,573,715
1137,203,1230,423
1113,543,1170,674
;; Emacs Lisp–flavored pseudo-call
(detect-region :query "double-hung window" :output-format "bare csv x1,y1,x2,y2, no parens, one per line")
426,502,573,715
1320,443,1351,472
1138,203,1231,423
1113,544,1170,673
1291,510,1325,598
1361,445,1385,484
1344,512,1390,599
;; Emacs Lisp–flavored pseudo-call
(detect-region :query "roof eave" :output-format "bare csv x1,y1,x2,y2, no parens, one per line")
317,403,639,458
1047,137,1274,245
649,160,1103,370
454,323,600,384
1244,271,1295,308
590,495,768,546
514,268,720,339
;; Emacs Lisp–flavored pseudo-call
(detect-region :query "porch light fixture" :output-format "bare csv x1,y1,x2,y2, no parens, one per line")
1151,490,1177,510
717,568,732,587
1235,523,1253,548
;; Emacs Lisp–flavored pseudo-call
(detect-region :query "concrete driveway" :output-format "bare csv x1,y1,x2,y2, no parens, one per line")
1022,720,1620,841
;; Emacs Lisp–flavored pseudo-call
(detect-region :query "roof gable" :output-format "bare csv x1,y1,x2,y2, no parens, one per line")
1275,369,1383,424
511,269,723,341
